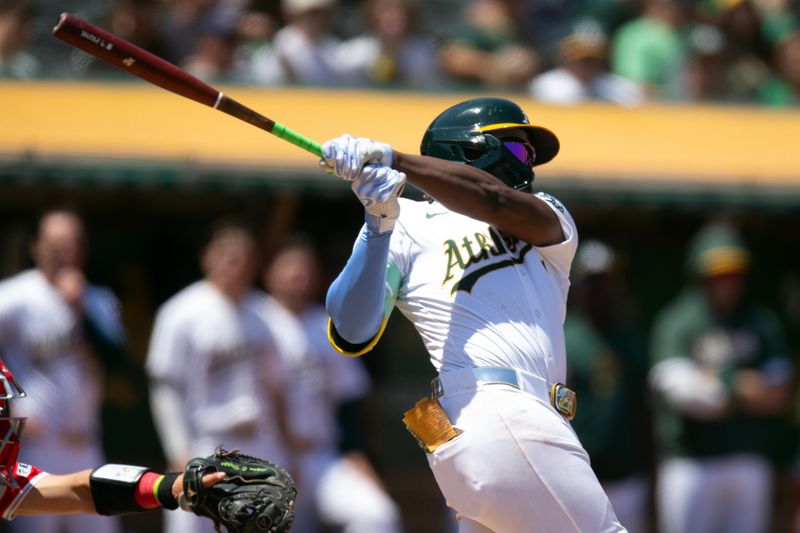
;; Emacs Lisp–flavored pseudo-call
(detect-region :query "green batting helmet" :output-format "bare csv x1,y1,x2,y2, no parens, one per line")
420,97,560,191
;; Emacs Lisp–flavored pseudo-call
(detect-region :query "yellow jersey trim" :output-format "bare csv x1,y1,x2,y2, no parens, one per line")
327,317,389,357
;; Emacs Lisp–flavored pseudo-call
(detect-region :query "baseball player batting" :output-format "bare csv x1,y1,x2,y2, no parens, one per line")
323,97,627,531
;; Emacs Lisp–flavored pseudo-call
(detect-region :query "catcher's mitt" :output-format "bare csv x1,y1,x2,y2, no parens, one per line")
183,447,296,533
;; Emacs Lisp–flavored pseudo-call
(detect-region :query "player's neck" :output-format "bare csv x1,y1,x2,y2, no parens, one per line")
37,266,58,285
208,279,248,303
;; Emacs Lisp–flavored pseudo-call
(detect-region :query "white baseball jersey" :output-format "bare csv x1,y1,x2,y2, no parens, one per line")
262,297,370,449
329,193,627,531
0,269,122,438
146,281,286,459
384,194,577,383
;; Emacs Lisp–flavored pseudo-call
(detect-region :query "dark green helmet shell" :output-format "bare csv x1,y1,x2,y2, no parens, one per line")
419,97,560,191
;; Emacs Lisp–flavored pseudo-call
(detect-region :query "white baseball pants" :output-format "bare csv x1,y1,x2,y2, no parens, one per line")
428,380,625,533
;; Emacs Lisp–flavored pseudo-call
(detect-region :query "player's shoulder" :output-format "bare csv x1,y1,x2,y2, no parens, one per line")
260,293,290,319
0,269,41,292
157,281,210,317
242,287,269,312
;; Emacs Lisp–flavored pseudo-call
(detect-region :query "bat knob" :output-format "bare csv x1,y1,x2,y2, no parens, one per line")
52,12,71,35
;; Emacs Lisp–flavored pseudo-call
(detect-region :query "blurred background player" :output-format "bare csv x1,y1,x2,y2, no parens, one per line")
565,240,652,533
649,221,793,533
145,219,291,533
0,208,123,533
262,238,403,533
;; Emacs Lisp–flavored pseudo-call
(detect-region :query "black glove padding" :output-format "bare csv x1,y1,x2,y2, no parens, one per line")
183,447,296,533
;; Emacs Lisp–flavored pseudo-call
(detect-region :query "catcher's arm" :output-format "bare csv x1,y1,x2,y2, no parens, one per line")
15,467,225,516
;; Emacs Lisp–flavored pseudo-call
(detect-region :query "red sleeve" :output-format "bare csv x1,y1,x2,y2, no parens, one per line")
1,462,49,520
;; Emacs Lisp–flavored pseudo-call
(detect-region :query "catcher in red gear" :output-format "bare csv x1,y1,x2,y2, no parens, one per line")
0,357,224,520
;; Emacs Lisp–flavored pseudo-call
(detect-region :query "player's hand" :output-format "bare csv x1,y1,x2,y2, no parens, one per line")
733,369,790,415
320,134,394,182
172,471,226,507
54,267,86,312
352,164,406,234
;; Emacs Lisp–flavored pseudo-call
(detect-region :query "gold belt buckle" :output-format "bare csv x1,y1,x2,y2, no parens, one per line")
549,383,577,420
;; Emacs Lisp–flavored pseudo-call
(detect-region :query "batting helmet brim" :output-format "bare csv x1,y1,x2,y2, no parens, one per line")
479,123,560,166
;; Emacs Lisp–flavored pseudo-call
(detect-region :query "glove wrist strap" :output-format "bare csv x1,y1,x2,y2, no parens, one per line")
155,472,181,510
90,464,152,515
365,212,396,235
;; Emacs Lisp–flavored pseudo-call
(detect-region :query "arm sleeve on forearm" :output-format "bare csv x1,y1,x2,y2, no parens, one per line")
149,382,191,465
326,226,391,345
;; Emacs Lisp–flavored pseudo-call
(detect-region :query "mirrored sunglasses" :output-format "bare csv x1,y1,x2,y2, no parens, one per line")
503,141,536,167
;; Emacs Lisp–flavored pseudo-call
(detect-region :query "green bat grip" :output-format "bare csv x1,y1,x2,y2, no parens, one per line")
272,122,322,158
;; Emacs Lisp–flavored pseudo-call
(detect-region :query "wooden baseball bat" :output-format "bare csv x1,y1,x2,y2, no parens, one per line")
52,12,322,158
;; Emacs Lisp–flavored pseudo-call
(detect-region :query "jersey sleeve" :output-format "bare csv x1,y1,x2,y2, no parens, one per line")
327,223,407,357
532,192,579,277
0,462,49,520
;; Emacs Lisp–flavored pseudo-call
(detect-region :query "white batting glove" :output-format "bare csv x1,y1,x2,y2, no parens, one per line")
352,165,406,234
321,134,394,182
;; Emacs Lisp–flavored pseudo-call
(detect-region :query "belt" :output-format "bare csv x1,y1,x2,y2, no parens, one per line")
431,366,577,420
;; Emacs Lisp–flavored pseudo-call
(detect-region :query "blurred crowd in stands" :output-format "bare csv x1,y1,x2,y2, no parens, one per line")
0,0,798,106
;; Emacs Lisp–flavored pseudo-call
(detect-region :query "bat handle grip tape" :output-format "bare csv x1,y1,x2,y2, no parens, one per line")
271,123,323,158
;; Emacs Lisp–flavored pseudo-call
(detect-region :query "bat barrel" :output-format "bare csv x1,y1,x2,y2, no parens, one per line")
52,13,322,158
52,12,220,108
